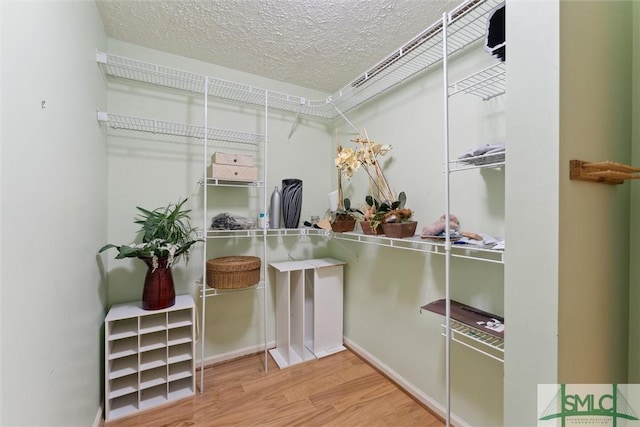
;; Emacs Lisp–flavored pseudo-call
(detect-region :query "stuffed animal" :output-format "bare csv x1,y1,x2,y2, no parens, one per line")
421,214,460,236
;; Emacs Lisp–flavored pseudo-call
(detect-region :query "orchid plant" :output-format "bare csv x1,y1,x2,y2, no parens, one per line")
332,145,364,223
335,131,411,228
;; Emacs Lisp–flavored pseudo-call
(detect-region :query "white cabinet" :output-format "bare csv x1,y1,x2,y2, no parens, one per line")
268,258,346,369
104,295,196,421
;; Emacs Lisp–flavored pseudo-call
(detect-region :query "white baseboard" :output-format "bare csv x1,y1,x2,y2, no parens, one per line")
343,337,469,427
197,341,275,367
93,404,103,427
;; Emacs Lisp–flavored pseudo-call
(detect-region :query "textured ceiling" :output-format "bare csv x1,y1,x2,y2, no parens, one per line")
96,0,460,93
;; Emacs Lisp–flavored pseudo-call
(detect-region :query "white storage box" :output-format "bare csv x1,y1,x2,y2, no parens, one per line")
208,163,258,181
212,152,254,167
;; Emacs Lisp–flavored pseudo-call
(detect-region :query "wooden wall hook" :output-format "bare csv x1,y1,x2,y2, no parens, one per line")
569,160,640,185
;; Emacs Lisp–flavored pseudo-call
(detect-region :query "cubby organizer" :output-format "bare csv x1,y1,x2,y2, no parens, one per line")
268,258,347,369
104,295,196,421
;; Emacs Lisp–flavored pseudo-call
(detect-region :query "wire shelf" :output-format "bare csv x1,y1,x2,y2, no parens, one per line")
203,228,322,239
98,112,264,146
331,230,504,263
206,229,265,239
198,177,265,187
444,320,504,362
330,0,504,114
97,52,327,118
96,0,504,121
199,227,503,263
450,151,506,171
449,61,506,100
199,281,265,298
422,299,504,362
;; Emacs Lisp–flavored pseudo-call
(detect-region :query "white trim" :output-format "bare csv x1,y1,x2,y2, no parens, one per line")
92,405,103,427
197,341,276,368
343,337,470,427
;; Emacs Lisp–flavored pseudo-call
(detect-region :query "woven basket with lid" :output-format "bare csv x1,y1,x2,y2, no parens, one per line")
206,256,261,289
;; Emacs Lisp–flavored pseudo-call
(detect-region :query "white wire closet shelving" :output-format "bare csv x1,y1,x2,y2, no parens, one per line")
439,2,506,424
449,62,506,100
201,282,265,298
97,111,264,146
197,177,265,188
443,320,504,362
95,0,503,121
331,230,504,264
447,60,506,171
194,227,504,263
450,152,505,171
420,298,505,362
331,0,504,115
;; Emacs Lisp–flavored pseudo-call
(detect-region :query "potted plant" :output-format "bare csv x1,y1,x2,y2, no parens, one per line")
331,145,363,232
371,191,417,238
99,198,201,310
361,195,385,235
343,133,416,237
328,197,363,232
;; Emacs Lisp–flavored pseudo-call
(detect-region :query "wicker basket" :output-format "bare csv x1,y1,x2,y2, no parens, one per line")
206,256,261,289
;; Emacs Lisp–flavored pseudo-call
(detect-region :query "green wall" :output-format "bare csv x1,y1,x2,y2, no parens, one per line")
557,0,631,384
1,1,108,425
505,1,633,425
630,0,640,384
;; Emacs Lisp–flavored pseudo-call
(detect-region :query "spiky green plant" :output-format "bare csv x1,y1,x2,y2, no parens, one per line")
99,198,201,269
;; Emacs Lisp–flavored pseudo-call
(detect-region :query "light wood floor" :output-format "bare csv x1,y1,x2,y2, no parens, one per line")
105,349,444,427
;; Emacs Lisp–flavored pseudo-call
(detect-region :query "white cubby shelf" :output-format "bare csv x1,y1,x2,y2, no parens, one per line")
104,294,196,421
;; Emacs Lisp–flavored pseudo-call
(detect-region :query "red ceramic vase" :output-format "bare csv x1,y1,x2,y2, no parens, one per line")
140,257,175,310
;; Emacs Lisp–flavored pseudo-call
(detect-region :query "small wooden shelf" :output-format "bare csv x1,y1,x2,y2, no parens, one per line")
570,160,640,185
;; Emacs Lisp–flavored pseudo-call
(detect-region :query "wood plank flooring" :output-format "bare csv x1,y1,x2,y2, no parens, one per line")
105,349,444,427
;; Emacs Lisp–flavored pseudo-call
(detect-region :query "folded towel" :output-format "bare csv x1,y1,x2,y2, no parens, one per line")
458,142,505,159
454,233,504,249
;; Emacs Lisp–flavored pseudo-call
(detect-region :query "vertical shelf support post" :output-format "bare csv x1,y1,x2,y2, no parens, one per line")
442,12,452,427
199,76,210,393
